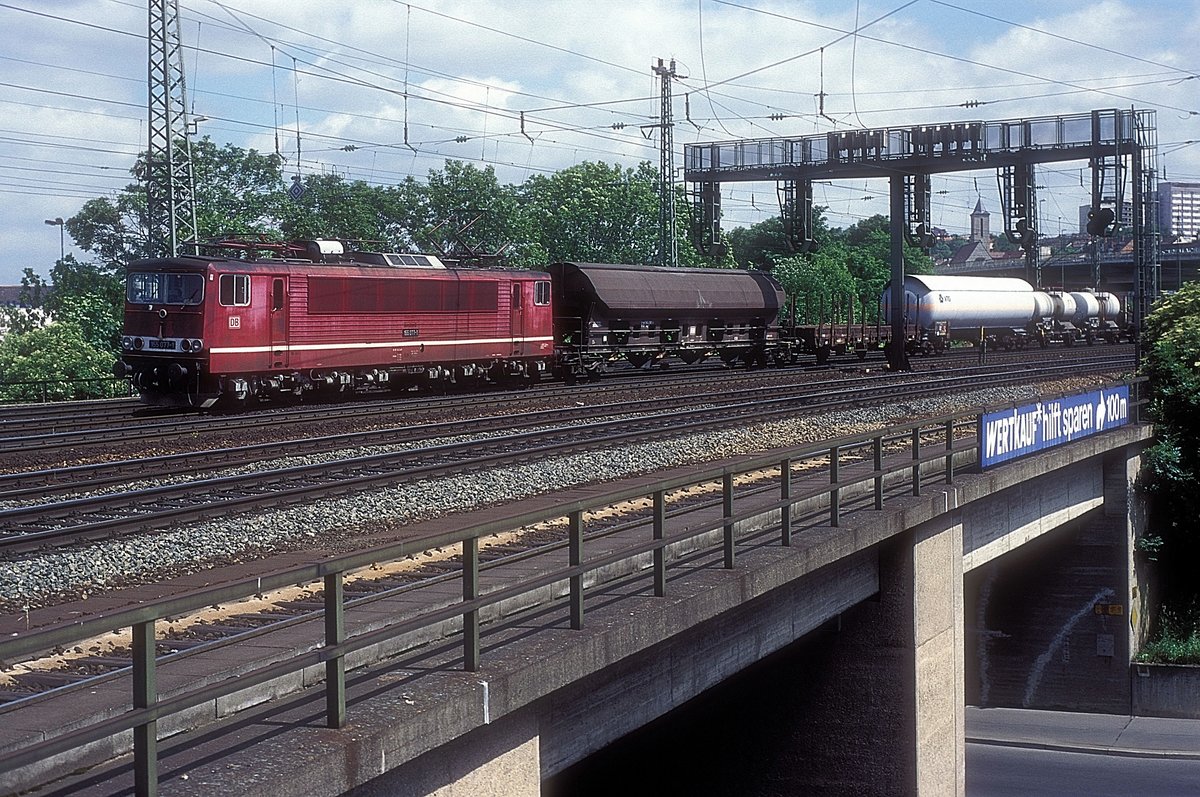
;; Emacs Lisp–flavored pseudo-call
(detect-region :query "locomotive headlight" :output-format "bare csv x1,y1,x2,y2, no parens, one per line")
122,336,134,350
133,337,144,350
180,339,192,352
192,339,203,352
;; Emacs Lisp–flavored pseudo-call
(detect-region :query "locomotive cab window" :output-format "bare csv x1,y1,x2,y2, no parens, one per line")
127,272,204,306
219,274,251,307
534,280,551,306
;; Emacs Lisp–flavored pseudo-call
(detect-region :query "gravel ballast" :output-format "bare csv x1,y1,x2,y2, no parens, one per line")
0,378,1116,612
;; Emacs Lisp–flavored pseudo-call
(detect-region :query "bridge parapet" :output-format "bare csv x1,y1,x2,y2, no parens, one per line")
0,380,1153,796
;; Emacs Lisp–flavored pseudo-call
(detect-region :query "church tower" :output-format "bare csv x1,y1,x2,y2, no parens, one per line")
970,198,990,247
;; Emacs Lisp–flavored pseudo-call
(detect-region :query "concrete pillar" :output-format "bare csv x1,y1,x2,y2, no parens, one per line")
911,516,967,793
784,515,965,795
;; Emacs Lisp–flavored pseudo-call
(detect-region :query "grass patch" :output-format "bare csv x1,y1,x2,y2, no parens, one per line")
1137,602,1200,665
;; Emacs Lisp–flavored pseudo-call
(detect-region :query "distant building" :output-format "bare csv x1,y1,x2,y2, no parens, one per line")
1158,181,1200,241
946,240,993,271
969,198,990,246
0,285,49,340
0,286,28,307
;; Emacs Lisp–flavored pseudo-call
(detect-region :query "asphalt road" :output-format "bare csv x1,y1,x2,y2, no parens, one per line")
967,707,1200,796
968,743,1200,796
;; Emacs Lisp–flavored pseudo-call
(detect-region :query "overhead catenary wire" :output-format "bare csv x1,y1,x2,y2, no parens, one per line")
0,0,1195,247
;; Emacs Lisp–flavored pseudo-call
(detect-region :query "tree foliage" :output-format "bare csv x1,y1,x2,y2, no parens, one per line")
519,161,661,266
771,245,857,324
1140,283,1200,587
0,322,115,401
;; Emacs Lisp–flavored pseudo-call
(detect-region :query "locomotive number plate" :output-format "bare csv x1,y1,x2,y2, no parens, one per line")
148,339,176,350
403,328,419,338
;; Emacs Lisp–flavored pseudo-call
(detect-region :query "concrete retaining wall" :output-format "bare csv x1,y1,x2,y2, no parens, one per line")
1133,663,1200,719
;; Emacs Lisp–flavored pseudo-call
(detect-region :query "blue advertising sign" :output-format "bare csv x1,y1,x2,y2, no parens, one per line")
979,385,1130,469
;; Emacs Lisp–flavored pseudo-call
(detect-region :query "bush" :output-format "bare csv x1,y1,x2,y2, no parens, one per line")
1137,601,1200,664
0,321,116,401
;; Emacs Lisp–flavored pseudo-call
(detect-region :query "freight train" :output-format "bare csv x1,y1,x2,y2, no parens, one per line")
114,240,1125,408
114,240,787,408
881,274,1125,354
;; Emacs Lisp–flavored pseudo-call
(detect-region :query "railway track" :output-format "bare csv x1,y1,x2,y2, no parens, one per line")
0,344,1133,459
0,357,1129,555
0,355,1136,706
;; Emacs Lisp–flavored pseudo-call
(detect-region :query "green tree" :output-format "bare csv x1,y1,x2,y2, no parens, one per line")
0,322,115,401
68,194,148,266
18,268,47,308
519,161,660,266
37,256,123,352
71,138,289,263
192,137,285,239
417,161,524,264
1140,284,1200,587
771,245,857,324
277,173,393,243
727,208,833,270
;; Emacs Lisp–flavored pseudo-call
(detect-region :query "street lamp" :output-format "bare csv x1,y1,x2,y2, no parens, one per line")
43,217,64,263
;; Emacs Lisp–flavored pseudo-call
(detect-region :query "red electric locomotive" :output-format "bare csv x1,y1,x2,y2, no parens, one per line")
115,240,554,408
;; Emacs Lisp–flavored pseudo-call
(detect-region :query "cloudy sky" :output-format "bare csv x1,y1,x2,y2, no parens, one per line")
1,0,1197,284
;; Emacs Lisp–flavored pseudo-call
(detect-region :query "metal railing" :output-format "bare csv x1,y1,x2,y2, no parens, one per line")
0,378,1147,795
0,376,132,404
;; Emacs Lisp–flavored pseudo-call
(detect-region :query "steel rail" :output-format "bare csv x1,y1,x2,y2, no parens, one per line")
0,345,1131,452
0,359,1126,555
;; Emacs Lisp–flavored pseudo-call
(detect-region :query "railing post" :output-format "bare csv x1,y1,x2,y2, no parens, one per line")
944,419,955,484
463,537,480,671
874,435,884,509
780,458,792,546
324,572,347,727
911,426,922,497
569,510,584,629
132,619,157,797
653,490,666,597
723,472,735,569
829,445,840,527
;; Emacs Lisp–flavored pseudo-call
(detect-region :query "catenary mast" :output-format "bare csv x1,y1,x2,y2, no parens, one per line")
146,0,198,257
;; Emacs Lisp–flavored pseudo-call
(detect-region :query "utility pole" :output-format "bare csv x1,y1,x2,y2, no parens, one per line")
652,58,682,268
146,0,198,257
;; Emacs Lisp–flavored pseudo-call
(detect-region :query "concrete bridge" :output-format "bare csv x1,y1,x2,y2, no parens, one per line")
0,395,1153,796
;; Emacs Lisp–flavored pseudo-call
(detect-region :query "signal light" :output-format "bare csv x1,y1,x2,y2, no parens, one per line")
1086,207,1116,236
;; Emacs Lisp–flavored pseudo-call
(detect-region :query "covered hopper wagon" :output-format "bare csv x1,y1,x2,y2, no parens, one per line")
549,262,787,380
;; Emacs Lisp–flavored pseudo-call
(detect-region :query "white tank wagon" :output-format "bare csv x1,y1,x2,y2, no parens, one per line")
881,275,1128,353
881,274,1054,353
1069,290,1124,343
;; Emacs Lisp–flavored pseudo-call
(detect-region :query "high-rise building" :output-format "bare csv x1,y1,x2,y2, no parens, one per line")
1158,181,1200,241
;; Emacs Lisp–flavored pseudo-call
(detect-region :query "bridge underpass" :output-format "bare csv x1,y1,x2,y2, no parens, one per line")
0,401,1152,796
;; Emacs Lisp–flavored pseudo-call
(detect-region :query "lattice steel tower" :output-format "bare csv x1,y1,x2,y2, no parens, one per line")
147,0,198,257
653,58,679,268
